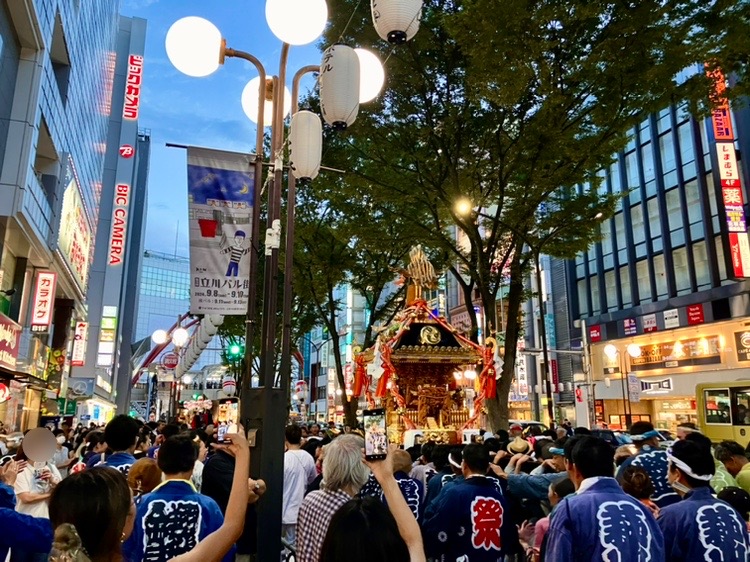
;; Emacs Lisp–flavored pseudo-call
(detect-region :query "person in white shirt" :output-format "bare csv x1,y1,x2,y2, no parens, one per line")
282,425,317,546
14,445,61,519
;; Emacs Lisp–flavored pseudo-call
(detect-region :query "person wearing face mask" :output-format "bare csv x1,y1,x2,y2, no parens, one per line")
51,431,73,478
658,439,750,561
616,421,679,508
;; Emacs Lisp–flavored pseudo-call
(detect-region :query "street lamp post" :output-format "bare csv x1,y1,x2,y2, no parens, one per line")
166,2,421,557
603,343,641,429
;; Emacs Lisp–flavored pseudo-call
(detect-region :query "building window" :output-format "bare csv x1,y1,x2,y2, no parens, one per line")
590,274,601,316
605,270,617,310
33,118,59,205
577,280,589,317
715,235,728,282
636,260,652,301
50,14,71,105
652,253,668,298
659,131,678,189
672,246,690,295
631,203,645,245
611,161,621,193
703,388,731,424
619,265,632,308
693,241,710,290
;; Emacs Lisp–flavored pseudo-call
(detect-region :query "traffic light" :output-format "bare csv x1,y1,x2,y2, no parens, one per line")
226,343,245,361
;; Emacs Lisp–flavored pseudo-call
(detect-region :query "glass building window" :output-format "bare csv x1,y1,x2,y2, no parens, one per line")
647,197,662,247
636,260,652,301
625,151,640,203
620,265,632,308
631,203,645,244
653,253,668,298
577,279,589,317
605,270,618,310
657,107,671,134
715,235,728,282
659,131,678,188
693,241,711,290
642,142,656,197
672,246,690,295
611,161,621,193
590,275,601,316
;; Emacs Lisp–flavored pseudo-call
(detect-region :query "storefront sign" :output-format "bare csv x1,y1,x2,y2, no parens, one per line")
687,304,704,325
123,54,143,120
67,378,95,400
0,313,22,371
630,336,721,371
515,353,528,398
643,314,658,333
589,324,602,342
30,272,57,332
108,184,131,265
119,145,135,158
71,322,88,367
707,68,734,141
663,309,680,329
717,143,740,182
58,169,92,290
624,318,637,336
728,232,750,278
551,359,559,387
0,383,9,403
734,331,750,362
641,378,673,394
97,308,118,367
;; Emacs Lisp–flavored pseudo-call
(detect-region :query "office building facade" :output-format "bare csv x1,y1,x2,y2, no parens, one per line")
564,99,750,433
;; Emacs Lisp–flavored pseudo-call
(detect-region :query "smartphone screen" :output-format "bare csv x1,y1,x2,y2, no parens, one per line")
363,408,388,461
217,424,228,443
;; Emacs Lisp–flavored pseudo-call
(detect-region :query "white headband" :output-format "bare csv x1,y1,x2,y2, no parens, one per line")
667,452,713,481
449,456,462,469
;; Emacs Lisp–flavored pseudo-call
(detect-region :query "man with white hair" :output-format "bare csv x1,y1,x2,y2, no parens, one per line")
295,434,369,562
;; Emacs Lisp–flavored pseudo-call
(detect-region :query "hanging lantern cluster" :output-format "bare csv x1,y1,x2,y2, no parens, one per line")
371,0,423,44
176,314,224,378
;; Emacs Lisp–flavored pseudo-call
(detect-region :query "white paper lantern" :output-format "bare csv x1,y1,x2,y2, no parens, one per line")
320,45,360,130
289,111,322,180
222,375,237,396
371,0,422,44
200,329,213,345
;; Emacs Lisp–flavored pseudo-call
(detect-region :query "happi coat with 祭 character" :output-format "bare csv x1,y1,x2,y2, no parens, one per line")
422,476,519,562
123,479,232,562
616,447,680,508
545,477,664,562
657,486,750,562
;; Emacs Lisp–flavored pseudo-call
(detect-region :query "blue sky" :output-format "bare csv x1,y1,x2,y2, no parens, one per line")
120,0,321,257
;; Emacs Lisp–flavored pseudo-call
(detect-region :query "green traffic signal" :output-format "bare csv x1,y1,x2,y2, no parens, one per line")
227,343,245,361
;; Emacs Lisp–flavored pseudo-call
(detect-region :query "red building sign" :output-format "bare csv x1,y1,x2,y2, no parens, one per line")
123,54,143,120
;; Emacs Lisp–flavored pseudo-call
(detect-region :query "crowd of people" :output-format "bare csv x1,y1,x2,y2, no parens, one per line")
1,416,750,561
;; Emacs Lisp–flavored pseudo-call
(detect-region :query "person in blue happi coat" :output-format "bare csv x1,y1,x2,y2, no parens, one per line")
424,447,463,510
0,460,53,562
422,443,520,561
545,435,665,562
123,434,232,562
616,421,680,508
86,414,140,475
359,448,425,521
658,439,750,561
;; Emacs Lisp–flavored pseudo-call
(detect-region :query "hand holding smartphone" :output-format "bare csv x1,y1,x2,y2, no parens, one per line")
363,408,388,461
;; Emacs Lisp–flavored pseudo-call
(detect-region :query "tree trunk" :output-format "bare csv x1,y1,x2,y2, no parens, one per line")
485,249,526,431
330,330,358,427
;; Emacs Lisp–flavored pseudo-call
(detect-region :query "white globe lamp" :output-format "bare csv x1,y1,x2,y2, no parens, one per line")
266,0,328,46
152,329,168,345
172,327,190,347
354,48,385,103
242,76,291,125
165,17,223,77
603,343,618,359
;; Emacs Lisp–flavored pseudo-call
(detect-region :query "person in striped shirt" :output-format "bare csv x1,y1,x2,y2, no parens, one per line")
221,230,250,277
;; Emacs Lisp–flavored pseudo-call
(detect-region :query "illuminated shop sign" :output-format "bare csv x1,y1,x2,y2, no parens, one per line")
30,272,57,332
630,336,721,371
123,54,143,120
71,322,88,367
108,184,131,265
58,173,92,290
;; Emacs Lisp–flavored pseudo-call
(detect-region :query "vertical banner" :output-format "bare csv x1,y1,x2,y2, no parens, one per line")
187,148,255,314
707,66,750,279
30,272,57,332
71,321,88,367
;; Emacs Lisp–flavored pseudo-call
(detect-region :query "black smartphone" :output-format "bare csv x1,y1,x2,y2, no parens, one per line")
363,408,388,461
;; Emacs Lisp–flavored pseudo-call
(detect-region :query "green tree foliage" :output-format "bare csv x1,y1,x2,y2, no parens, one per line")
319,0,746,430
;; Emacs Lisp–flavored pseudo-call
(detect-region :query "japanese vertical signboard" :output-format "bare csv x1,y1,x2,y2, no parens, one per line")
123,54,143,120
58,159,92,291
708,67,750,278
187,148,254,314
30,272,57,332
71,322,88,367
108,183,131,265
0,313,22,371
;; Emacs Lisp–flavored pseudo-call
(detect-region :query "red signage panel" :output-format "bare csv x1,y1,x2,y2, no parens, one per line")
687,304,705,326
0,313,22,371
